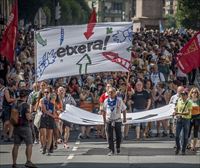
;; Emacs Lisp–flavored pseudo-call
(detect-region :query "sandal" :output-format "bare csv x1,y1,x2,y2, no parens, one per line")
64,143,69,149
57,139,63,144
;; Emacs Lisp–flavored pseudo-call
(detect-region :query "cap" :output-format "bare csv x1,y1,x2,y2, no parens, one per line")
181,88,189,94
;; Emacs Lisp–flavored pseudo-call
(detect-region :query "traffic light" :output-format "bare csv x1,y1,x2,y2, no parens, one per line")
55,2,61,20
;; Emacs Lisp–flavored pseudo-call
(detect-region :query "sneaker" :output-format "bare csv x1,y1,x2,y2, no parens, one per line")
117,148,120,154
46,152,51,156
162,132,168,137
107,151,114,156
155,133,160,137
25,161,37,168
169,133,175,138
85,135,90,139
42,147,46,154
124,136,128,140
175,149,180,155
78,134,85,139
39,147,43,153
181,150,186,155
34,140,39,144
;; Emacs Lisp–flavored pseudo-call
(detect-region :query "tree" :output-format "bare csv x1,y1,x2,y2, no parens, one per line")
43,6,51,25
60,0,72,25
18,0,91,26
176,0,200,30
164,14,176,28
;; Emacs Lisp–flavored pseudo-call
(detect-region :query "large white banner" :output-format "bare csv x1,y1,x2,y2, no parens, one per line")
35,22,133,81
59,104,175,126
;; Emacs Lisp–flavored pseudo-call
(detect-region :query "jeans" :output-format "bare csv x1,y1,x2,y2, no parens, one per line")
175,118,190,152
106,121,122,153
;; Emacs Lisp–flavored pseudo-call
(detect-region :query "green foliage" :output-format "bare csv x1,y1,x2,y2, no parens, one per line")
164,14,176,28
43,6,51,25
18,0,91,26
176,0,200,30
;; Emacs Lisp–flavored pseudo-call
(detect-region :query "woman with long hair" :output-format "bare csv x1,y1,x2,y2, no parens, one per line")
39,86,55,155
188,87,200,152
2,80,17,142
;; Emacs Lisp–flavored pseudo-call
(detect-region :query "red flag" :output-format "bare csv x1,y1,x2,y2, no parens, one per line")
0,0,18,64
84,8,97,40
176,31,200,73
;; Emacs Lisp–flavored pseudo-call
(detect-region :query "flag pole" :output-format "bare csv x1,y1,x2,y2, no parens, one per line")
34,30,38,84
124,22,134,103
124,51,133,103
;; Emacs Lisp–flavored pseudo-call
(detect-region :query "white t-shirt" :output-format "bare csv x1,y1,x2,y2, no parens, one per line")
169,93,179,104
150,72,165,86
103,97,126,122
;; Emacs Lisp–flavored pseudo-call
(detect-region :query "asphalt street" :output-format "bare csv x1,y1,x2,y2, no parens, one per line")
0,127,199,168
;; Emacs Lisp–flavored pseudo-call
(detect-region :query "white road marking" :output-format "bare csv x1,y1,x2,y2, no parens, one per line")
72,146,78,151
75,141,80,145
67,154,74,160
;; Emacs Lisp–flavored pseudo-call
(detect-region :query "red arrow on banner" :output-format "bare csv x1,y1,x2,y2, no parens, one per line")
102,52,131,70
84,9,97,40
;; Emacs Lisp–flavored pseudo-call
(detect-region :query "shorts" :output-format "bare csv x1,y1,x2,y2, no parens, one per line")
40,115,55,129
1,106,11,122
13,126,33,145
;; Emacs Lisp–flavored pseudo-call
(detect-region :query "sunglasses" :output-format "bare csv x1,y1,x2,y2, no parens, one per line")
192,92,197,94
108,91,114,94
44,91,49,94
180,93,187,96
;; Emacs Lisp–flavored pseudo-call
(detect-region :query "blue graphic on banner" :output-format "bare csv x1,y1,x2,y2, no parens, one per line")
60,27,64,46
112,26,132,43
37,49,57,79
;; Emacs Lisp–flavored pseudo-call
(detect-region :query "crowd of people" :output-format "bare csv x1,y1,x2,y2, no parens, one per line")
0,27,200,167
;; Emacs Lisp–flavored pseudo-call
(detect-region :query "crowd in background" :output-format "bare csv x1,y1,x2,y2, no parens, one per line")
0,26,199,158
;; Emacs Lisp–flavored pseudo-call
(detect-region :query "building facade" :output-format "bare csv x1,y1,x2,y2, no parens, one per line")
164,0,177,15
86,0,134,22
86,0,169,31
133,0,165,31
0,0,13,34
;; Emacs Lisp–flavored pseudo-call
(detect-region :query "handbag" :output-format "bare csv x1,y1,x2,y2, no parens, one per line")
33,109,42,128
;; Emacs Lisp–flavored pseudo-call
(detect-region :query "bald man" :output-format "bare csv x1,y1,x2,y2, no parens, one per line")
169,86,184,138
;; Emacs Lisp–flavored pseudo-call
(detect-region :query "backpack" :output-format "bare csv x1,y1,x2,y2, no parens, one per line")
10,101,25,126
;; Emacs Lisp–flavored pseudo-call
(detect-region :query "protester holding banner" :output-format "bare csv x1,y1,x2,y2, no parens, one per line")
130,80,151,140
169,85,184,138
99,83,112,139
154,82,168,137
60,86,77,148
39,86,55,156
187,87,200,152
174,88,192,155
102,87,127,156
79,85,94,139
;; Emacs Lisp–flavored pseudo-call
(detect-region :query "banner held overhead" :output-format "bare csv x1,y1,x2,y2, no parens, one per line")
35,22,133,81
